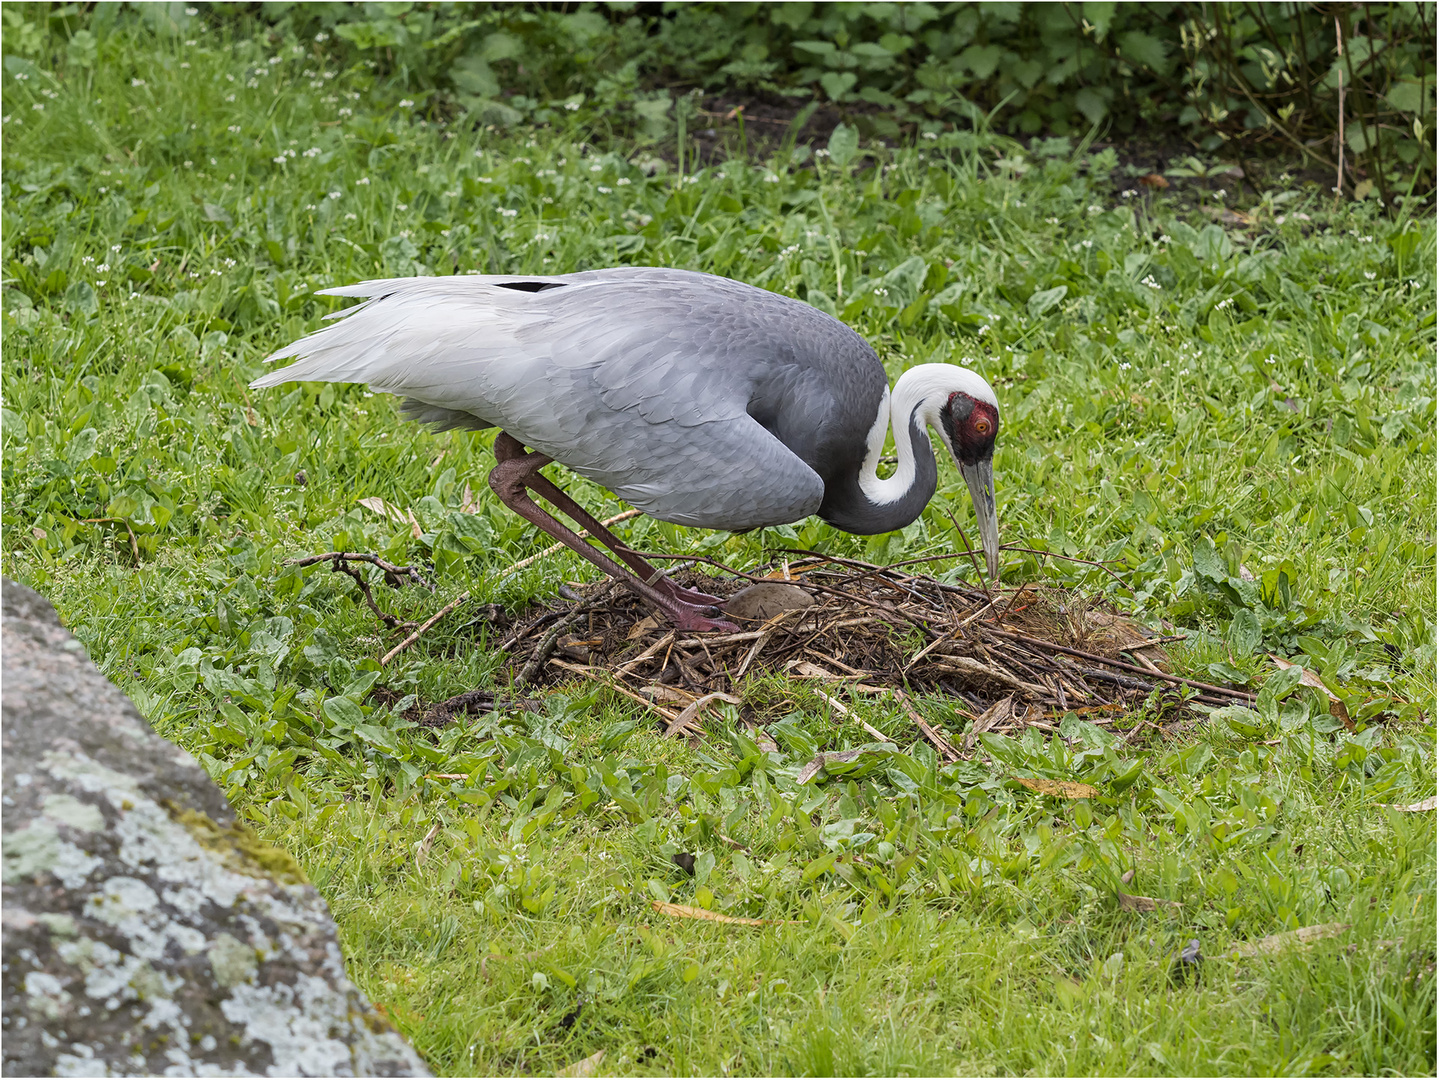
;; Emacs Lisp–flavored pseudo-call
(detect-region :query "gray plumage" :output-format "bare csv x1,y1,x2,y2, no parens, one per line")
255,268,915,533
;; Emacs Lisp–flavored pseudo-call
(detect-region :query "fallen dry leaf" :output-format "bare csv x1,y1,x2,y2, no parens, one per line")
649,900,793,926
1269,654,1354,731
787,659,850,681
640,684,695,707
459,481,484,514
557,1049,605,1078
1138,172,1170,189
1226,922,1350,958
1014,777,1100,800
1379,795,1437,812
745,721,779,753
358,496,411,527
414,819,443,868
1117,890,1183,913
626,615,662,640
663,691,741,739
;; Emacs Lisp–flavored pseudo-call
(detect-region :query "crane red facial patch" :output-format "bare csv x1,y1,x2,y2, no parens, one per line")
942,392,998,466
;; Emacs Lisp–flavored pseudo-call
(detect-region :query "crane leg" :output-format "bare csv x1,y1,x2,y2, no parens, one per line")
488,433,739,633
490,432,725,607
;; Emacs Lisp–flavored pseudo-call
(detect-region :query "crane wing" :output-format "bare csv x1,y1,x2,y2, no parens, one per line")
251,270,782,429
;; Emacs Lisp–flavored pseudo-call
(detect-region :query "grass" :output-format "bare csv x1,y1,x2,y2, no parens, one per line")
2,11,1435,1078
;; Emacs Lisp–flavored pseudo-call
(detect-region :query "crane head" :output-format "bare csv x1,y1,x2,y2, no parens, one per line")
937,376,1001,580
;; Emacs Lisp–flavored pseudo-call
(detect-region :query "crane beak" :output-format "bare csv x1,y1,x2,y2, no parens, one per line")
958,458,1000,580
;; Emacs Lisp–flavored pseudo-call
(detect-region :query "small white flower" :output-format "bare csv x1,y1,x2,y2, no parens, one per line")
1119,362,1132,371
185,6,197,14
1088,204,1102,214
616,177,631,186
399,99,414,108
444,189,460,198
95,280,106,286
1358,236,1373,243
477,176,493,183
564,101,580,111
396,202,408,210
268,56,281,65
338,107,352,116
32,103,43,112
180,62,191,69
1080,239,1094,249
1121,189,1137,198
131,78,146,87
1364,271,1376,280
596,185,611,194
1142,275,1161,290
344,212,357,220
922,131,938,140
1045,217,1060,225
96,263,110,272
304,204,316,210
590,164,603,172
1157,234,1172,244
273,155,286,164
328,190,341,199
223,258,236,267
303,147,321,157
111,245,121,253
1216,297,1233,310
499,208,518,217
356,176,370,185
183,160,193,168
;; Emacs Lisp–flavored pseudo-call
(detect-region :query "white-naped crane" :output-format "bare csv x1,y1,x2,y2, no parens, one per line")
253,267,1001,633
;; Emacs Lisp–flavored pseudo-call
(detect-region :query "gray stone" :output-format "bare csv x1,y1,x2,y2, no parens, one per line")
1,580,431,1078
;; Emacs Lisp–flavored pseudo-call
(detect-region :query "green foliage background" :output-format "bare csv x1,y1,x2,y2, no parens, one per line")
13,1,1430,201
1,5,1435,1076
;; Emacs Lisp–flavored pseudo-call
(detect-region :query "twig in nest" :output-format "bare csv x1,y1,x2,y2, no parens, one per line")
812,689,890,743
946,509,993,602
999,544,1130,587
516,583,618,687
81,517,140,564
624,551,767,584
546,658,682,722
892,687,961,762
287,551,433,590
981,627,1256,702
381,591,472,666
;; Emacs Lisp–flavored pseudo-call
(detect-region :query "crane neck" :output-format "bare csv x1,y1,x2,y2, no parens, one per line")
820,366,950,535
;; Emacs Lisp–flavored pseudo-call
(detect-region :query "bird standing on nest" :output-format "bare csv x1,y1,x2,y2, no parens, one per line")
254,267,1001,632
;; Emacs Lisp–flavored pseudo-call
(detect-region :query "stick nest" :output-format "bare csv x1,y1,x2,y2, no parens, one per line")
446,554,1251,745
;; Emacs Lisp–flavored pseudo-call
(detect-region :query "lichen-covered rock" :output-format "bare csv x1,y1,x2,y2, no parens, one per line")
1,580,431,1078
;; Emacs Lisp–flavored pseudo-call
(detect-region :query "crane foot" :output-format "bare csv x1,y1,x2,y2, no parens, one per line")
660,602,741,634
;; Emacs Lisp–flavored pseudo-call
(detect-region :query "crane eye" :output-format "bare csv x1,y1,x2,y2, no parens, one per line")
974,418,991,436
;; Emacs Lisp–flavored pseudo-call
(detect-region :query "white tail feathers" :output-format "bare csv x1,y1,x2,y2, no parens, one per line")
248,276,567,391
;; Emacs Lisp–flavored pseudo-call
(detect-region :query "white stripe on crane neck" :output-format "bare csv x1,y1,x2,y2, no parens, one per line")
857,363,996,507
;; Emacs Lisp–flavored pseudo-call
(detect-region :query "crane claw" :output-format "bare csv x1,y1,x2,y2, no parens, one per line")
662,602,741,634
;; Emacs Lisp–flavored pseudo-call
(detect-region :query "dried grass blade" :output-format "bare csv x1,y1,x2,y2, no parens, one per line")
650,900,795,926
